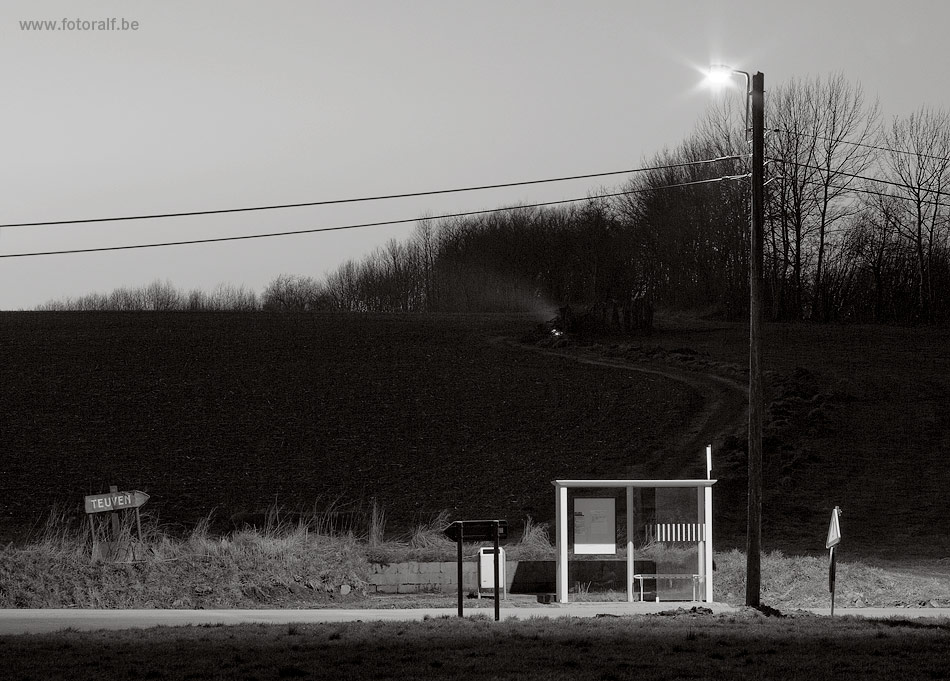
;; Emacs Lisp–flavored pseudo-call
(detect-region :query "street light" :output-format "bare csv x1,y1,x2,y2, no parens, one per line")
706,65,766,608
706,64,751,141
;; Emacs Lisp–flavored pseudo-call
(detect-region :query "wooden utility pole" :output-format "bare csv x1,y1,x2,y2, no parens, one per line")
746,71,766,607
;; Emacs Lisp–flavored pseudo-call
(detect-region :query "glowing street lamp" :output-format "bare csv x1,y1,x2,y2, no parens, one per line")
705,63,745,89
706,64,766,608
707,64,751,139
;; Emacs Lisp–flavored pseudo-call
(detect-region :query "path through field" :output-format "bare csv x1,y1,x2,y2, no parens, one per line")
503,338,749,480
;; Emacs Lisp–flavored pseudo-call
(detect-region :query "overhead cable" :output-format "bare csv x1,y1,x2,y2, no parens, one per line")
0,176,739,259
775,128,950,164
0,156,742,229
767,158,950,200
798,178,949,210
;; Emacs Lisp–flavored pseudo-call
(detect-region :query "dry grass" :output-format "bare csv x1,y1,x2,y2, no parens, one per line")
715,549,950,609
4,509,950,610
0,507,369,609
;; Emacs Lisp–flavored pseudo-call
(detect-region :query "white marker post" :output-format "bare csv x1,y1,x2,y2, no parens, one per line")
826,506,842,616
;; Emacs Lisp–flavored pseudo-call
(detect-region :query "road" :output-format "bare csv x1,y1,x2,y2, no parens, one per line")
2,604,949,635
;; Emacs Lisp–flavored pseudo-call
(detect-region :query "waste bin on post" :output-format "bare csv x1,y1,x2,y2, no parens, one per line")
478,546,506,599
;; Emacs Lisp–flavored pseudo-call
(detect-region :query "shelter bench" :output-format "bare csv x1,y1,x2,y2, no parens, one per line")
632,573,705,602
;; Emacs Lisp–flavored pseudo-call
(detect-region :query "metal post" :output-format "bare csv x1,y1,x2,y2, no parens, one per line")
697,486,706,601
705,485,714,602
493,521,500,622
556,484,569,603
829,545,837,616
746,71,766,608
457,524,464,617
626,486,634,602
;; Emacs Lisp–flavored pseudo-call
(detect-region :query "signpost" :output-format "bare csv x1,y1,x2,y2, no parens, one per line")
444,520,508,621
826,506,842,616
84,486,150,561
84,490,150,514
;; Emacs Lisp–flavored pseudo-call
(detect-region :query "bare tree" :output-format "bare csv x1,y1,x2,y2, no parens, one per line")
807,74,881,320
767,74,880,320
261,274,324,311
884,106,950,323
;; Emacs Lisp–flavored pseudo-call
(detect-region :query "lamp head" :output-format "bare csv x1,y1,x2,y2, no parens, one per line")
705,64,735,89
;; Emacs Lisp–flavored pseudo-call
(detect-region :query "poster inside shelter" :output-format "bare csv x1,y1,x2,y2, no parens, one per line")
573,498,616,554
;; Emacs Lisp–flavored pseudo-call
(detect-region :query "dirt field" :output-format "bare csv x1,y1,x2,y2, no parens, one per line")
0,312,696,544
3,311,949,562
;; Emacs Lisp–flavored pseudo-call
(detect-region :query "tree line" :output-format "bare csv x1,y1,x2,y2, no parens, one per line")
39,72,950,324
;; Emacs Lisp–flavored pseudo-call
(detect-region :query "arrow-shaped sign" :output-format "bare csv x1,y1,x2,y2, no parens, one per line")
826,506,842,615
825,506,841,549
84,490,150,514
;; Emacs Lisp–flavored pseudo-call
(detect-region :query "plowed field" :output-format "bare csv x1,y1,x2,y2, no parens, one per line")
0,312,699,543
4,311,950,561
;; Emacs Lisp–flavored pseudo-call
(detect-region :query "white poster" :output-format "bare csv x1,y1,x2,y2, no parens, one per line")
573,498,616,555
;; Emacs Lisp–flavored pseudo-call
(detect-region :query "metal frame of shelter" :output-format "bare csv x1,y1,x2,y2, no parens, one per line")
553,479,716,604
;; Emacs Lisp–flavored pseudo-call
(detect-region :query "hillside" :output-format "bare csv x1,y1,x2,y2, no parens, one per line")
2,311,948,562
0,312,695,543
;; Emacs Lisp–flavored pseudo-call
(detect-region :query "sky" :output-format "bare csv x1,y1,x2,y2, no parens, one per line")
2,0,949,310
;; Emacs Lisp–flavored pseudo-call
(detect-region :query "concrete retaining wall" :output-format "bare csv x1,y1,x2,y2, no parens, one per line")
367,560,657,595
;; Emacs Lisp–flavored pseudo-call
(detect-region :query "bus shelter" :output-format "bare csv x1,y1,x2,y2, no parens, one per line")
553,479,716,603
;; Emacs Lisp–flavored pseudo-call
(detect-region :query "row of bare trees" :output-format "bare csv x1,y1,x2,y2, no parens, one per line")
38,73,950,323
309,204,636,314
38,280,260,311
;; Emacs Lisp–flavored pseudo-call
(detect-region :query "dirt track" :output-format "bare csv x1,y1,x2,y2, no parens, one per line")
502,338,749,480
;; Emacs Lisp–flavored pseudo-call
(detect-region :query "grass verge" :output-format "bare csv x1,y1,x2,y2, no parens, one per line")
2,511,950,609
2,612,950,681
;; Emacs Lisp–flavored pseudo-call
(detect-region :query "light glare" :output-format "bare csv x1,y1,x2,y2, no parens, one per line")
705,64,734,89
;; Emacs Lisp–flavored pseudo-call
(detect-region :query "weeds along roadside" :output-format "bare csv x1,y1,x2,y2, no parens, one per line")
2,505,949,609
0,503,548,609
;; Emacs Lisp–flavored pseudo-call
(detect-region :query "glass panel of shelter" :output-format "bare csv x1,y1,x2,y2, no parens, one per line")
567,486,704,601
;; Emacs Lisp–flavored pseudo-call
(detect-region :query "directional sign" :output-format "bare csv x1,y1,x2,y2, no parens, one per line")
444,520,508,543
825,506,841,549
84,490,149,514
826,506,842,615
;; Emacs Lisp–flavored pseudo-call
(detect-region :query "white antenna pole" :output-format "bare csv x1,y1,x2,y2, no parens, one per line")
706,444,712,480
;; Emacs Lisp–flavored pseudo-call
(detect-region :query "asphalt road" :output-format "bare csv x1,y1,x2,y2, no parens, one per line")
1,604,948,635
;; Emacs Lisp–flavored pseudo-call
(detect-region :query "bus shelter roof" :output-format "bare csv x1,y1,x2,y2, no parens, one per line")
553,479,717,488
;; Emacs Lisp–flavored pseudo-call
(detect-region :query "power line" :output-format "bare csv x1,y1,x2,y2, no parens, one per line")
0,176,736,259
799,178,949,210
0,156,741,230
775,128,950,164
767,157,950,200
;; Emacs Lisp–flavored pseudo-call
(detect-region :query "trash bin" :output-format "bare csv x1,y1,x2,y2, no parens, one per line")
477,546,506,598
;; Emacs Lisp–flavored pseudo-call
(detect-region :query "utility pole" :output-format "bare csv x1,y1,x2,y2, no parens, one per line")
746,71,765,607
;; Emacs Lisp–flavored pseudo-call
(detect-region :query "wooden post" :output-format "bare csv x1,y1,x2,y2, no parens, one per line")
109,485,120,541
89,514,98,562
746,71,766,608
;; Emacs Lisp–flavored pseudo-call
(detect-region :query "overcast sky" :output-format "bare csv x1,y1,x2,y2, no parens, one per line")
2,0,948,310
